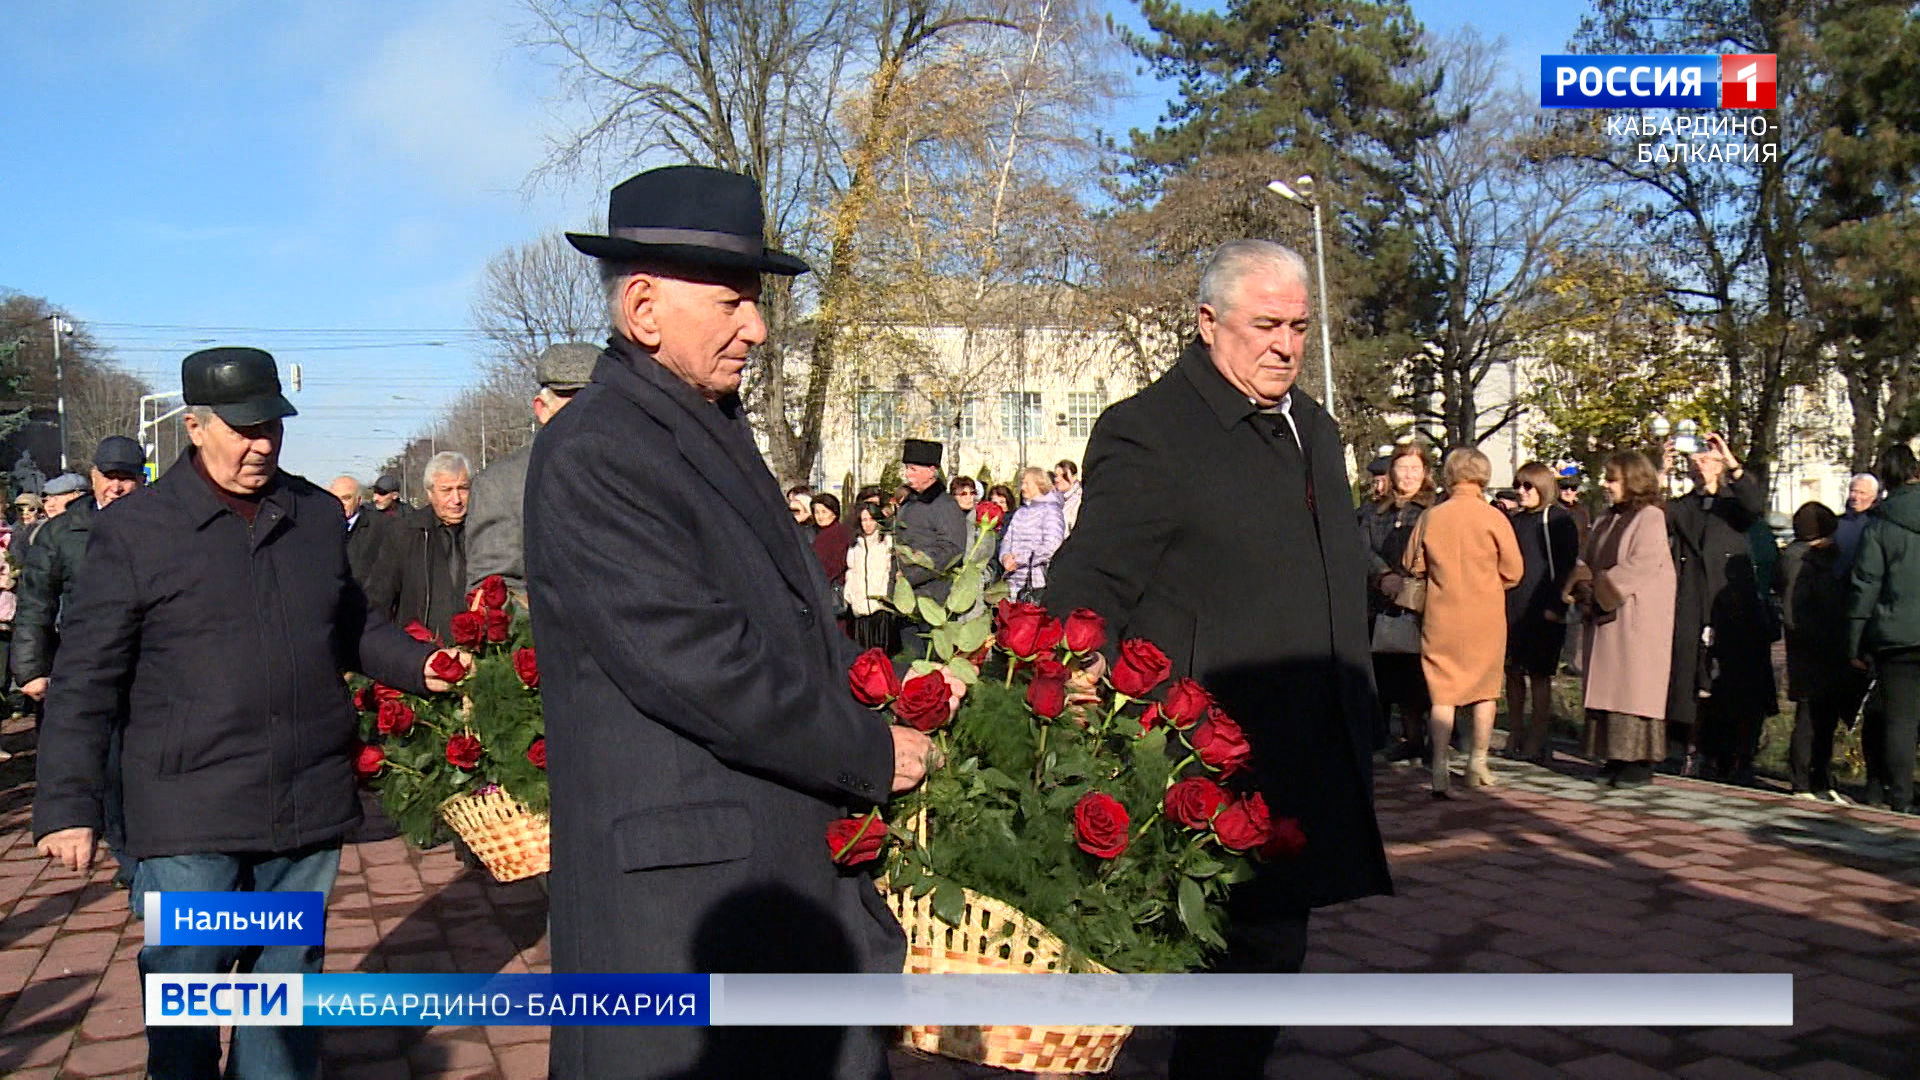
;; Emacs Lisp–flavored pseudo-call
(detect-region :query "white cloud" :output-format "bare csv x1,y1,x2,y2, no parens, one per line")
325,0,548,204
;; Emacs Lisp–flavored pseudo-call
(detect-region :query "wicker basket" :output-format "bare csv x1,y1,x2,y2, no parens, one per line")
886,884,1132,1074
439,788,550,883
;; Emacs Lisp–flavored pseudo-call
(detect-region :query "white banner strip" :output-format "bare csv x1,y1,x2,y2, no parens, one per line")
710,974,1792,1027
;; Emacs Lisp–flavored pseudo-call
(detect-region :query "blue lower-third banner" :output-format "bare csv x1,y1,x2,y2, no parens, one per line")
146,973,1793,1027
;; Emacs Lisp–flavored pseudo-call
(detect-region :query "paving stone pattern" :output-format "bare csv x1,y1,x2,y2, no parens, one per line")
1,715,1916,1079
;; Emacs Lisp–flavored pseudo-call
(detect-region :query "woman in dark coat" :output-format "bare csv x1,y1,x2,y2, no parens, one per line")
1357,442,1435,762
1775,501,1857,800
1666,432,1775,781
1504,462,1581,761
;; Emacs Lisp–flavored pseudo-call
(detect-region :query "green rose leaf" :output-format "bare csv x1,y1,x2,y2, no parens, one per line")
953,617,993,655
1177,876,1226,949
916,596,950,628
931,882,966,928
946,655,979,684
946,570,980,614
891,575,917,614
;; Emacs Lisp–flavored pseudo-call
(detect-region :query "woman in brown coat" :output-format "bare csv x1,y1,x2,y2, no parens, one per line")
1408,447,1524,796
1567,451,1676,788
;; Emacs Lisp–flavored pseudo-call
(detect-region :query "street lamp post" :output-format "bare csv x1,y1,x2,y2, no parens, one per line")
1265,177,1338,422
45,316,73,469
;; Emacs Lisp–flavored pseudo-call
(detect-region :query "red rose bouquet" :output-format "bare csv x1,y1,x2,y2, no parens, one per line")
350,575,547,848
844,515,1301,974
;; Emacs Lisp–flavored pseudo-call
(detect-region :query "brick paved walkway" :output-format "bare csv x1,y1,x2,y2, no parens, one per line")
2,713,1917,1078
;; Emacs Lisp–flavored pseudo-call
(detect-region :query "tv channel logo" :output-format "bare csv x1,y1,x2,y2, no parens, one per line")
1541,55,1775,109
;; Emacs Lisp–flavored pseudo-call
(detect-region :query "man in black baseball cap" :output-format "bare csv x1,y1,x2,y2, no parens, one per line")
34,346,470,1077
181,346,298,427
14,435,149,704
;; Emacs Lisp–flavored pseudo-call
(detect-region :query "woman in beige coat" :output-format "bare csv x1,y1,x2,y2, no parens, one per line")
1566,450,1676,788
1408,448,1524,796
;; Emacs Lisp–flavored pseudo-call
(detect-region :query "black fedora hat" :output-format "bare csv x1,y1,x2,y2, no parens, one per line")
566,165,809,276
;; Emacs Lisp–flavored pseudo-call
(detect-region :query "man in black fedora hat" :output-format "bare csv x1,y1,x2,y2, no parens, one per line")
526,165,937,1080
33,346,468,1080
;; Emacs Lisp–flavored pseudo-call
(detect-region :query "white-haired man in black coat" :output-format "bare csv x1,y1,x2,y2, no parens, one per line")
527,165,938,1080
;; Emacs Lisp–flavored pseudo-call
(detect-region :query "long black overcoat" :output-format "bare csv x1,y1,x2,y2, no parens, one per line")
525,338,901,1080
1665,471,1776,738
1045,340,1392,916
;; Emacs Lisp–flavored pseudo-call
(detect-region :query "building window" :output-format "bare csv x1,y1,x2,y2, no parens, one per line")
1000,391,1044,441
932,394,978,441
1065,391,1105,439
857,390,902,441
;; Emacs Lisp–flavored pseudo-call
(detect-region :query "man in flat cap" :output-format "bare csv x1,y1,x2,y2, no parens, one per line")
13,436,148,708
37,472,88,519
14,436,148,885
33,347,469,1080
465,341,598,597
369,473,409,516
526,165,936,1079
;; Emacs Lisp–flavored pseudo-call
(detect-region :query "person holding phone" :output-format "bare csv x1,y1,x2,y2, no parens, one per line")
1665,431,1774,782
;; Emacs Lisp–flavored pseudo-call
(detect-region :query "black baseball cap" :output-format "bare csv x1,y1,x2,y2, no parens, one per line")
92,436,146,478
182,347,298,427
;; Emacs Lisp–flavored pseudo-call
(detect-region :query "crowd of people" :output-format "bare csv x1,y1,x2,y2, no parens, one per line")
1355,431,1919,814
6,162,1917,1080
780,451,1083,656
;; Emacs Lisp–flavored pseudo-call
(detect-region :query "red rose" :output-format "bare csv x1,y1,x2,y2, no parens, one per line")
403,621,435,644
526,737,547,769
1026,675,1067,720
998,603,1062,660
1032,655,1069,683
1192,707,1253,777
428,651,468,684
445,733,484,769
1110,639,1171,698
484,607,510,644
450,611,485,648
480,575,509,611
1073,792,1130,859
1260,815,1306,860
1137,703,1163,735
1162,678,1211,730
1062,609,1107,655
849,648,901,706
1212,793,1274,853
1164,776,1231,830
974,502,1004,528
893,672,952,732
995,598,1046,632
513,647,539,689
353,743,385,778
353,685,374,712
376,700,415,737
825,815,888,865
373,683,404,705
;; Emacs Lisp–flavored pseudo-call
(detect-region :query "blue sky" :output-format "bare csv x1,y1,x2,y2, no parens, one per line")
0,0,1583,481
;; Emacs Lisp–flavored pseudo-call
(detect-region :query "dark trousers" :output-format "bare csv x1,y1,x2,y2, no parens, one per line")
1868,651,1920,812
1789,669,1866,794
1167,907,1311,1080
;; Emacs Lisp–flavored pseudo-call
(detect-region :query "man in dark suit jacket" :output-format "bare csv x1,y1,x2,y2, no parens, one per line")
1046,239,1393,1080
329,475,386,590
526,165,935,1080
